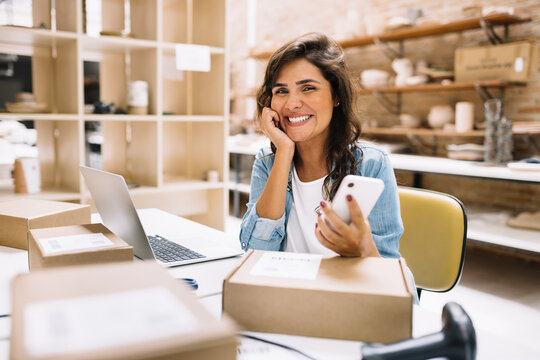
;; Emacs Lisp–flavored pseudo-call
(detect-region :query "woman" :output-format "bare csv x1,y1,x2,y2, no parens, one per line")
239,32,404,261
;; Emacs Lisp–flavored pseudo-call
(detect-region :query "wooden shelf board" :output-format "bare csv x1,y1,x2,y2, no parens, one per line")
0,113,79,121
249,14,532,59
161,176,225,191
83,115,159,122
162,43,225,55
81,35,157,53
362,128,484,136
340,14,531,47
357,80,526,94
0,26,77,47
227,181,250,194
162,115,225,122
0,187,81,202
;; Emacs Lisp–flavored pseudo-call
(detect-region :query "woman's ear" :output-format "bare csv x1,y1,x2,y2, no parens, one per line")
334,99,340,107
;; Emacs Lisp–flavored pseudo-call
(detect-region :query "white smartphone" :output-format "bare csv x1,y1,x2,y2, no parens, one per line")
330,175,385,224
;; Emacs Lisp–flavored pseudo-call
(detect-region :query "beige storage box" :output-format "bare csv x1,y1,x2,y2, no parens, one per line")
10,262,237,360
28,223,134,270
0,199,91,250
455,40,539,83
223,250,414,343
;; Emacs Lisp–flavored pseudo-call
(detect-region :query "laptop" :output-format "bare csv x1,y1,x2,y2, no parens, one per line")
80,166,243,267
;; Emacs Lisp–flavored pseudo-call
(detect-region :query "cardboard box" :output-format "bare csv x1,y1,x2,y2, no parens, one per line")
455,40,539,83
28,223,134,270
11,262,237,360
223,250,414,343
0,199,91,250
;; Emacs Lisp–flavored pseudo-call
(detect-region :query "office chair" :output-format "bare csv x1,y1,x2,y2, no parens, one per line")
398,187,467,299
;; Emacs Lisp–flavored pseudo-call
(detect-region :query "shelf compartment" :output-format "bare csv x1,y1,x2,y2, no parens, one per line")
83,115,159,122
99,120,159,187
89,48,158,115
161,52,225,116
35,120,82,193
99,0,157,41
357,81,526,95
467,207,540,254
162,122,225,185
0,179,82,202
162,0,225,47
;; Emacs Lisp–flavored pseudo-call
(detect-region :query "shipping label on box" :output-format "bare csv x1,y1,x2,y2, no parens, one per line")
455,40,539,83
28,223,134,270
0,199,91,250
223,250,414,343
11,262,237,360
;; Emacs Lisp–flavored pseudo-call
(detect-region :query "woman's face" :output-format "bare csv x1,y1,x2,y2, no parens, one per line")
270,58,335,145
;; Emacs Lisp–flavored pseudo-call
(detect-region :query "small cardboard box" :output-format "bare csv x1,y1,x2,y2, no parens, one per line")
0,199,91,250
28,223,134,270
223,250,414,343
11,262,237,360
455,40,539,83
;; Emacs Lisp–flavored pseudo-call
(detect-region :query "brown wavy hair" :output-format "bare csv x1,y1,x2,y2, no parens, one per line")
255,32,362,201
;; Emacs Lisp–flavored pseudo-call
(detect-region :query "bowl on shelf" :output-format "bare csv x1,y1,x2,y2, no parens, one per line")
5,102,49,113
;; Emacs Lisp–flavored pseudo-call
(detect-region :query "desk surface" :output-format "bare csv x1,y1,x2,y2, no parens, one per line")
0,209,451,360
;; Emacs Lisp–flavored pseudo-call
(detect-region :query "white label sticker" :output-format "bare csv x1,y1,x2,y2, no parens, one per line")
38,233,114,255
175,43,211,72
515,57,524,72
250,252,322,280
24,287,199,357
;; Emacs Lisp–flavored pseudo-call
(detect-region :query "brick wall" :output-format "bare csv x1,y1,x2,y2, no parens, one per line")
228,0,540,216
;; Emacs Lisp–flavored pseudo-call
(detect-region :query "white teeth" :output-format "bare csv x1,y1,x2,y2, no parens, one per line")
288,115,310,123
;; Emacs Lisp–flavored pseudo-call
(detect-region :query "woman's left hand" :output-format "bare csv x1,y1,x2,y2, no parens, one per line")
315,197,381,257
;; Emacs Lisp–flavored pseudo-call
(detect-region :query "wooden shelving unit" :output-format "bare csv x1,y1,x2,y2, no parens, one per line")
0,0,230,231
362,128,484,137
357,80,526,95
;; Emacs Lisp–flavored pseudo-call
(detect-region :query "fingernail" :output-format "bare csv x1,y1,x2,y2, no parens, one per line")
320,201,327,208
317,211,321,217
346,194,352,202
315,223,318,228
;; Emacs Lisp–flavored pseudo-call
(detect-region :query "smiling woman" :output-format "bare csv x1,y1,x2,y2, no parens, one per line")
239,33,413,280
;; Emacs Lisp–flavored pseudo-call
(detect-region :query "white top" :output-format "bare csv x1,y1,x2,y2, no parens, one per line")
285,167,337,256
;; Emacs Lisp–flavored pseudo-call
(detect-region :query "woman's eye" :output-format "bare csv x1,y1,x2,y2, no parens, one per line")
274,88,288,95
302,86,316,92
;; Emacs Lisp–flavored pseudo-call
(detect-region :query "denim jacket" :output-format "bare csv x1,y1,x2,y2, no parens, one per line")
239,142,404,258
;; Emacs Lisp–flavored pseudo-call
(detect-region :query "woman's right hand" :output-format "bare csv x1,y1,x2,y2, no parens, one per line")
261,107,295,153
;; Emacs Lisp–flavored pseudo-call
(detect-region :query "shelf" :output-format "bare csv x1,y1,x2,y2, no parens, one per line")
0,26,77,47
389,154,540,183
467,207,540,254
363,128,484,137
84,115,159,122
162,43,226,55
0,180,81,202
340,14,531,47
249,14,532,59
357,80,526,95
228,181,250,194
161,177,225,191
0,113,79,121
81,35,158,53
162,115,225,122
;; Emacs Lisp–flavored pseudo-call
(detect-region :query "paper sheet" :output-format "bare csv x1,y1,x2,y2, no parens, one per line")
24,287,198,357
38,233,113,255
175,43,211,72
250,252,322,280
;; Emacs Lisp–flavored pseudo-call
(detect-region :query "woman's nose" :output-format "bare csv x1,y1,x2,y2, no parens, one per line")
286,94,302,110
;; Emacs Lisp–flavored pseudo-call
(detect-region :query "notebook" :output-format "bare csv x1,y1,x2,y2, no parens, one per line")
80,166,243,267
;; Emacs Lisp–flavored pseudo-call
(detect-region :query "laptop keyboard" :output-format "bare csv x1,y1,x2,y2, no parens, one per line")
147,235,206,263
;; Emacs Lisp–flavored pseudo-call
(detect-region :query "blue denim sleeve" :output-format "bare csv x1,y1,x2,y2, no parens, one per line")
239,150,286,251
361,149,404,259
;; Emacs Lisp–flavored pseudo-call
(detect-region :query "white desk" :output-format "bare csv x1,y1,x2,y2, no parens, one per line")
0,209,445,360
